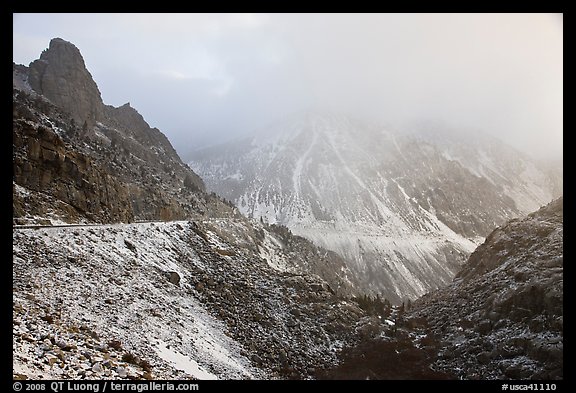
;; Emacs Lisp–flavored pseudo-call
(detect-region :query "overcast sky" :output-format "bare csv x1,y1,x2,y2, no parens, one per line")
13,13,563,160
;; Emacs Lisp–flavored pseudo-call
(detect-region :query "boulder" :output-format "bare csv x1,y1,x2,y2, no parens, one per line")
169,272,181,286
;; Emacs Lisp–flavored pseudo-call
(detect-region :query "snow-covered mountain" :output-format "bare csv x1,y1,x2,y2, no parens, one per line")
189,113,561,303
13,37,563,380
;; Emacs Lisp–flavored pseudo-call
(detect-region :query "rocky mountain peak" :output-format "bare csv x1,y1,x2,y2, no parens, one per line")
42,38,84,64
28,37,104,128
13,38,208,224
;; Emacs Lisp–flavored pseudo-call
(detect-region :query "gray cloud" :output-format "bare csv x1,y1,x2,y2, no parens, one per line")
13,13,562,159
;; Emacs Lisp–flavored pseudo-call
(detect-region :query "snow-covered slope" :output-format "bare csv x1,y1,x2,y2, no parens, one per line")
13,220,372,380
189,113,560,303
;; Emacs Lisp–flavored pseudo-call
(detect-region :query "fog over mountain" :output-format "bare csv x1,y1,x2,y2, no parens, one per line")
12,15,563,380
13,13,563,160
189,111,561,303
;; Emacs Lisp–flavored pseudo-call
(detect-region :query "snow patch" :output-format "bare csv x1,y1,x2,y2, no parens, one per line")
155,341,217,380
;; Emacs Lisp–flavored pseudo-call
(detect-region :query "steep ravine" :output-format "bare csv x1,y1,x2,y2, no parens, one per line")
316,198,563,380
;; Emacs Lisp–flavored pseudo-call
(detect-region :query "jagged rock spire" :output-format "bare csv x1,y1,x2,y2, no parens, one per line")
28,38,104,127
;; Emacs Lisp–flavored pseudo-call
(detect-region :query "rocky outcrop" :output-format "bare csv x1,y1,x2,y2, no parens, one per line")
104,103,187,167
13,38,206,224
408,198,563,379
13,63,33,93
13,92,133,224
28,38,104,129
456,197,563,283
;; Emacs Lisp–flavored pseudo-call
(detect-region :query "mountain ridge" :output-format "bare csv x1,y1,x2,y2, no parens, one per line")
13,38,205,225
189,112,561,303
315,197,563,380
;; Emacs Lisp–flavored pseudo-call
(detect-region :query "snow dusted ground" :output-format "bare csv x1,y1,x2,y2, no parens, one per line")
13,221,264,380
13,220,369,380
295,226,479,300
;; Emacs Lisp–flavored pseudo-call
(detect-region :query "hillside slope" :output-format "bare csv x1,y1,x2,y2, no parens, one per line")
408,197,563,379
13,38,379,380
13,220,374,380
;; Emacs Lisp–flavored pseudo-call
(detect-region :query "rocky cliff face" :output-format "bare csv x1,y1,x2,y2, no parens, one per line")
13,97,133,224
103,102,186,170
189,113,561,303
13,38,205,225
408,197,563,379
